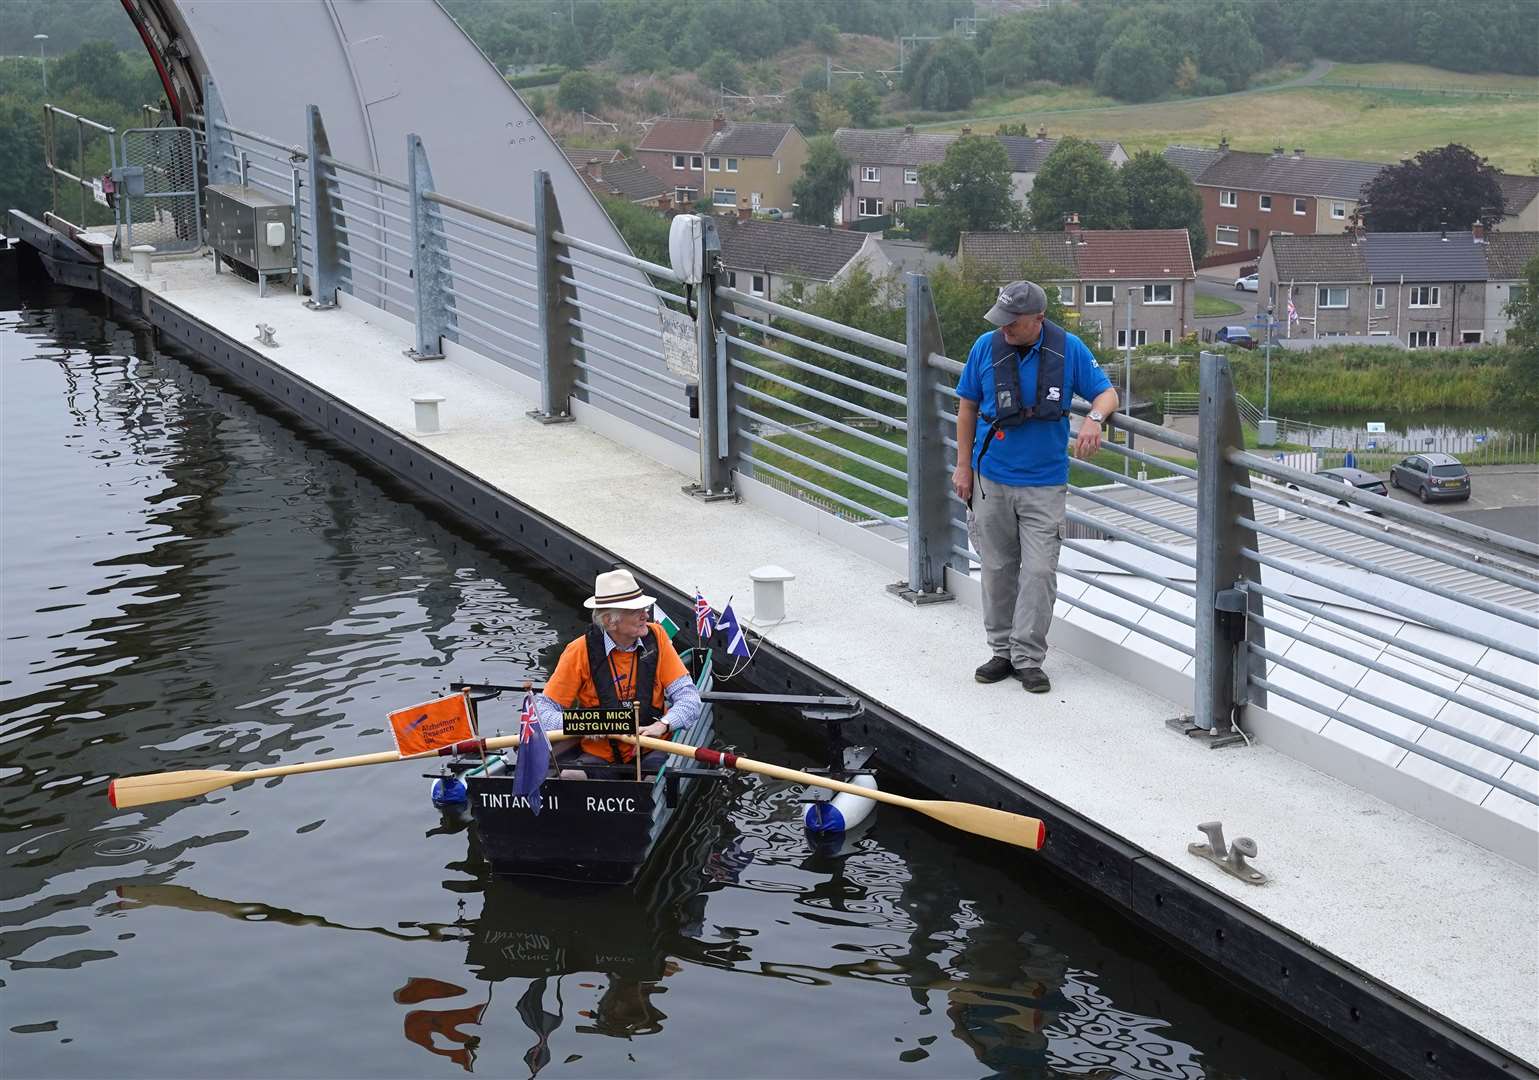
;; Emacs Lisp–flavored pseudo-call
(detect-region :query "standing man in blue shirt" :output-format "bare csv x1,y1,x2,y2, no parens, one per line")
952,281,1118,693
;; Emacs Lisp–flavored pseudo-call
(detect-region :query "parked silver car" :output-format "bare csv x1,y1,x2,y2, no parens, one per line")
1389,452,1471,502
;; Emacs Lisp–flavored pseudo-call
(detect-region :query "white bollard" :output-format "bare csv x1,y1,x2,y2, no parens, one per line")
412,394,446,435
130,244,155,275
750,564,795,623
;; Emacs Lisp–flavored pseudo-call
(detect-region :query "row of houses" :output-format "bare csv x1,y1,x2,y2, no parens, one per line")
1164,139,1539,268
1259,228,1537,346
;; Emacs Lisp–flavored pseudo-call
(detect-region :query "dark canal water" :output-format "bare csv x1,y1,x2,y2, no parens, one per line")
0,277,1367,1078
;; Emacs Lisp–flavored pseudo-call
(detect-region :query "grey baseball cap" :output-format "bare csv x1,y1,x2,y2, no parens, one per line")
984,280,1047,326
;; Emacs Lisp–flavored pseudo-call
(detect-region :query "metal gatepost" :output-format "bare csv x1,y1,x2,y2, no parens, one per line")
529,169,577,424
304,105,345,310
689,215,734,500
1193,351,1265,738
889,273,953,604
405,133,454,361
114,127,202,254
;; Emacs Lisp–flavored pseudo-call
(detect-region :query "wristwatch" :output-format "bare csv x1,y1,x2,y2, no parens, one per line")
1087,409,1107,424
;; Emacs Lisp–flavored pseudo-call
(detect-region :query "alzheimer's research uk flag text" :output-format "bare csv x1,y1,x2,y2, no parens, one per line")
512,690,550,814
387,693,475,756
717,602,750,658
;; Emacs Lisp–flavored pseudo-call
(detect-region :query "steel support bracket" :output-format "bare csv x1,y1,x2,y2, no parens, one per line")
303,104,345,310
893,273,955,604
530,169,579,421
404,133,454,361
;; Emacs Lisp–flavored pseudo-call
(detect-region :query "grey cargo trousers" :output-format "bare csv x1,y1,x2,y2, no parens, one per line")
972,478,1065,668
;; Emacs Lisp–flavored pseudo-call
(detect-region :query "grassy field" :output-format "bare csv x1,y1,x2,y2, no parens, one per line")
922,63,1539,172
1195,295,1244,318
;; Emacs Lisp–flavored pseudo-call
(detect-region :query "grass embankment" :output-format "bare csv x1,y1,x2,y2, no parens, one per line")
921,63,1539,172
1129,345,1516,417
1195,294,1244,319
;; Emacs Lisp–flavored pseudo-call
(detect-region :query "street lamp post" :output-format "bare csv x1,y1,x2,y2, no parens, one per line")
1263,303,1275,419
1123,287,1136,475
34,34,48,94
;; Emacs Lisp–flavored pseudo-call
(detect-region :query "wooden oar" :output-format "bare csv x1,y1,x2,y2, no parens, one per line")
631,734,1047,851
107,732,573,810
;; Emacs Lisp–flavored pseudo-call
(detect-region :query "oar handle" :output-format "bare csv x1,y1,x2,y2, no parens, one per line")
632,735,914,809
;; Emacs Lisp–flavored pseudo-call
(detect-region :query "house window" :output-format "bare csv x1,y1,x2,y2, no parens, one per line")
914,198,929,208
857,196,883,217
1116,329,1148,347
1259,194,1272,212
1511,284,1529,305
1219,190,1237,207
1215,225,1239,246
672,154,686,170
1408,330,1438,349
1143,283,1173,305
1374,287,1386,309
1163,329,1174,344
1293,197,1307,215
1461,331,1483,344
709,156,721,172
861,165,880,183
673,187,697,203
727,157,739,172
1085,284,1114,305
751,274,766,297
1056,285,1075,305
904,168,918,185
690,155,703,170
1409,286,1440,307
713,188,737,206
1331,201,1346,219
1317,286,1348,308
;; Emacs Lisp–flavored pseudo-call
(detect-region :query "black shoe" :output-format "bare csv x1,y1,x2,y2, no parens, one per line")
974,656,1015,683
1016,667,1051,693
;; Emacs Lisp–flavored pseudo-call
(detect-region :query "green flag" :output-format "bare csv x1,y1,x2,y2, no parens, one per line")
655,604,681,640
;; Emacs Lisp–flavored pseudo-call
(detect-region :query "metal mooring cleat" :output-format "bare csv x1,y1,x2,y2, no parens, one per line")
254,323,278,348
1188,820,1267,885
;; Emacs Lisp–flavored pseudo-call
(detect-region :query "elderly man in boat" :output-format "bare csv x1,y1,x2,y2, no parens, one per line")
535,567,701,770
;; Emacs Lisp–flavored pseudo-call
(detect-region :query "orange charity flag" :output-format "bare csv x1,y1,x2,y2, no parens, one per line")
388,693,475,756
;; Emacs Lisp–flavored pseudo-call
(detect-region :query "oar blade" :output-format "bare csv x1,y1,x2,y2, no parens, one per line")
108,769,242,809
920,800,1047,851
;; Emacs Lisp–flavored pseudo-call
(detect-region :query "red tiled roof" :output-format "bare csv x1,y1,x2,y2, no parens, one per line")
637,118,717,153
1072,229,1195,279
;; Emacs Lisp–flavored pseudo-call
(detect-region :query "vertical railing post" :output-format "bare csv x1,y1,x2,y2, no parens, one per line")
201,77,240,187
303,104,344,311
528,169,577,424
687,215,734,500
1195,350,1266,735
889,273,954,604
404,133,454,361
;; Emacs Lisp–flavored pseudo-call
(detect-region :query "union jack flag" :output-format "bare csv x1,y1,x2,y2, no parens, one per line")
694,590,715,638
1287,297,1298,323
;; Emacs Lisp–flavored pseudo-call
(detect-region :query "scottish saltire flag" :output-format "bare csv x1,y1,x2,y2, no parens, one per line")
654,603,681,639
512,690,550,815
693,590,715,638
717,602,750,658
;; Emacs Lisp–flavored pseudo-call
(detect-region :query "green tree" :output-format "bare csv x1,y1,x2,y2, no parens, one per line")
1093,25,1178,103
600,195,671,269
555,70,610,113
699,50,743,93
1120,149,1206,261
790,136,852,228
0,97,49,219
902,37,982,112
1029,137,1128,230
1504,256,1539,351
52,41,155,105
1361,144,1507,232
1196,8,1262,92
918,134,1020,255
843,79,880,126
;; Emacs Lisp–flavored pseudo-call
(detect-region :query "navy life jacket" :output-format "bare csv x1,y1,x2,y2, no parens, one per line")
582,623,662,762
989,321,1067,426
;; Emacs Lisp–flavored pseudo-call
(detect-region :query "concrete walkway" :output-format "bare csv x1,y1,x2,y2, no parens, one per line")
113,255,1536,1067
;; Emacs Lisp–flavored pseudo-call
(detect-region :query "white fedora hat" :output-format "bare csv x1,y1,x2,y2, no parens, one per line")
583,567,656,610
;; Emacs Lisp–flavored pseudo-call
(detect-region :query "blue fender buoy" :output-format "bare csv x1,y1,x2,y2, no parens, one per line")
804,773,878,834
431,774,467,809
